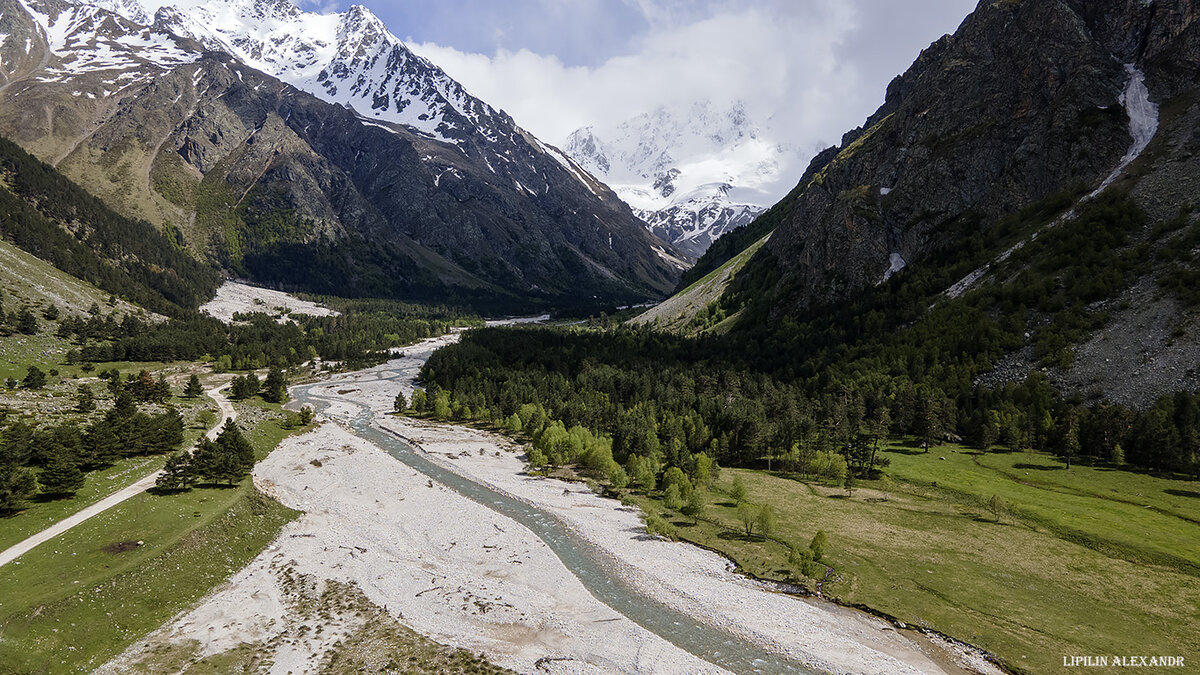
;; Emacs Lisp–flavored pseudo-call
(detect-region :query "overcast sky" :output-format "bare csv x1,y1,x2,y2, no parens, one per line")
307,1,976,193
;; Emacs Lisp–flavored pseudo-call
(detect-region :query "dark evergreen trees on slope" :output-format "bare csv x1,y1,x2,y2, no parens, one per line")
75,384,96,413
22,366,46,390
156,451,196,492
217,419,256,474
0,465,38,512
230,374,261,400
177,420,256,488
15,309,37,335
0,428,38,512
0,136,220,314
40,448,85,496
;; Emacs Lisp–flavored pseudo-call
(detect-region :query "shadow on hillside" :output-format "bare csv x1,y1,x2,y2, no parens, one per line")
1014,463,1065,471
885,447,928,456
1165,488,1200,499
717,531,767,543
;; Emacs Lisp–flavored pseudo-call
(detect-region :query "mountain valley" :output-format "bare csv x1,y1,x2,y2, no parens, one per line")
2,1,1200,674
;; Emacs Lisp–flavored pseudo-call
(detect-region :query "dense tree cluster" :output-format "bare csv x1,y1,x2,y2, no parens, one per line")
419,305,1200,482
0,391,186,508
156,420,255,491
63,305,477,372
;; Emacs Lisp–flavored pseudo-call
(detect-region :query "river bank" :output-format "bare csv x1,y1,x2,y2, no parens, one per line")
378,413,1003,675
99,332,1003,674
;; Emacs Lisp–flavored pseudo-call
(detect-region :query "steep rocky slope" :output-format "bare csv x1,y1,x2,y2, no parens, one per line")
754,0,1151,310
722,0,1197,310
0,0,683,309
638,0,1200,406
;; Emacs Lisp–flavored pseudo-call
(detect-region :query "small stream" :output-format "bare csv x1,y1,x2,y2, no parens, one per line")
291,350,817,675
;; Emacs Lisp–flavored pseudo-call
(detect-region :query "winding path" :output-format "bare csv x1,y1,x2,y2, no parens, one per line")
0,385,235,568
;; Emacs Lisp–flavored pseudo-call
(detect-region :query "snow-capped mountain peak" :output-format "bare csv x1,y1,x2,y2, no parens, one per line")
564,100,783,257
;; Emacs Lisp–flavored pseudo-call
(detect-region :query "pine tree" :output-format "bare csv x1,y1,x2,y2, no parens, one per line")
0,464,38,512
152,374,172,403
131,370,156,401
393,390,408,414
261,369,287,404
183,374,204,399
190,437,219,483
75,384,96,412
156,451,195,491
86,421,122,467
16,308,37,335
40,449,85,496
22,366,46,390
231,374,260,400
217,419,255,475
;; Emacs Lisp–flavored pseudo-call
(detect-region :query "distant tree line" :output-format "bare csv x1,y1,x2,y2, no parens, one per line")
55,304,478,372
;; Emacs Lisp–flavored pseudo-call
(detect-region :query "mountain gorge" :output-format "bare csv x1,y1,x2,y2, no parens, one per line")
564,101,781,258
0,0,685,310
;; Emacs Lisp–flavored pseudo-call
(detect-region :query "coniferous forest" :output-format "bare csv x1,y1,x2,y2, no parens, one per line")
418,191,1200,480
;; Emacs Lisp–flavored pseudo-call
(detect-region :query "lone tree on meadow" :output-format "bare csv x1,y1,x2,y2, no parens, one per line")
730,475,748,504
183,374,204,399
16,308,37,335
756,504,775,537
682,487,707,524
810,530,828,561
22,366,46,390
737,502,757,536
988,494,1010,523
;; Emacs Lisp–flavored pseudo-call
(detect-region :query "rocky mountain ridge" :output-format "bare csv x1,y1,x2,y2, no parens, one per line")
0,0,683,309
745,0,1199,313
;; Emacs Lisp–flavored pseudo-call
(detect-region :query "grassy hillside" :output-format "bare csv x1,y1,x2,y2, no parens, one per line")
630,233,770,333
0,400,303,674
0,240,150,320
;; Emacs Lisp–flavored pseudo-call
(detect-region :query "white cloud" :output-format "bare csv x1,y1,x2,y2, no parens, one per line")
408,0,972,203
